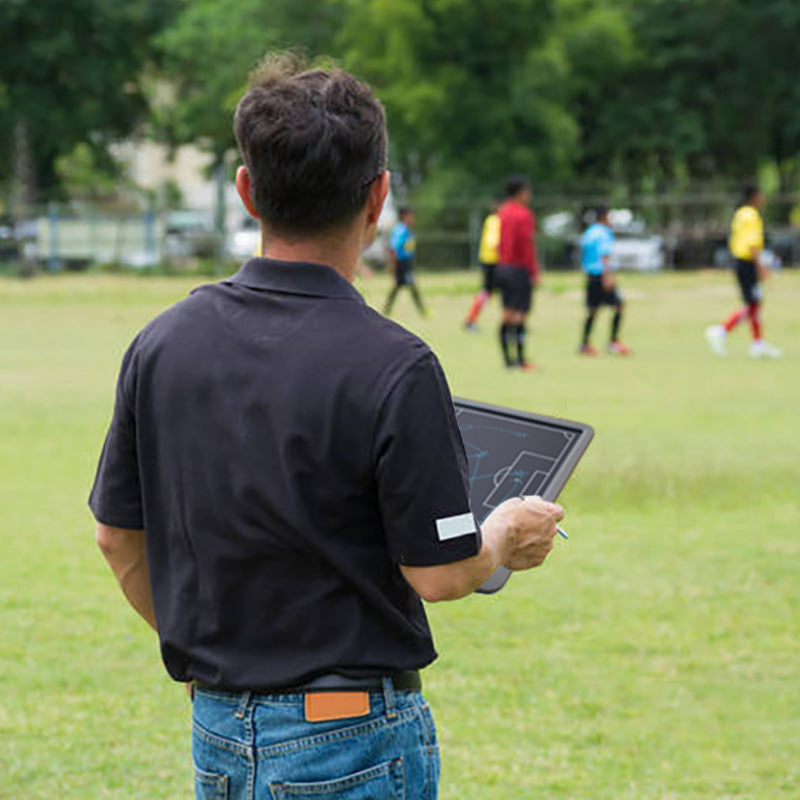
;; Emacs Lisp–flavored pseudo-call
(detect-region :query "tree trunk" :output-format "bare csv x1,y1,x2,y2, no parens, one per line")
12,117,37,215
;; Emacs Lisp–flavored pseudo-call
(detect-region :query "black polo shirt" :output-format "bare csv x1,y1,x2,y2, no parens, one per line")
89,258,481,690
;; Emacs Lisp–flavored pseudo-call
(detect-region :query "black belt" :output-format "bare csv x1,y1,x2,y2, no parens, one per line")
194,670,421,695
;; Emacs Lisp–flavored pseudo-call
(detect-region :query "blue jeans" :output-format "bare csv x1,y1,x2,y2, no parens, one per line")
192,679,440,799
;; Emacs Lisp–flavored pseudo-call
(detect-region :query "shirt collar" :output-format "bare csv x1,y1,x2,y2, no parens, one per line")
225,258,365,303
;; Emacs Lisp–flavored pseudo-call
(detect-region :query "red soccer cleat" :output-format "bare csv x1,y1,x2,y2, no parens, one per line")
578,344,599,356
608,340,632,356
518,361,538,372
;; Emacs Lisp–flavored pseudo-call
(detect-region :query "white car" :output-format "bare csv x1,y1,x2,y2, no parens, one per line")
612,231,665,272
226,216,261,262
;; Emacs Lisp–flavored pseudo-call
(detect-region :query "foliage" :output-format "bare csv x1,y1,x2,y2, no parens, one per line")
153,0,344,164
3,0,800,202
0,0,180,200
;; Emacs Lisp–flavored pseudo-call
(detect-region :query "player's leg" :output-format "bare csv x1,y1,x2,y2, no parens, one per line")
495,267,516,367
747,299,782,358
409,276,427,317
579,276,600,355
499,308,516,367
706,259,753,355
465,263,496,329
515,312,533,369
383,277,401,315
606,287,631,355
514,273,535,370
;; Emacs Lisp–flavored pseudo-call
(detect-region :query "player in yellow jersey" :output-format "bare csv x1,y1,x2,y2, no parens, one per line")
464,202,500,330
706,184,781,358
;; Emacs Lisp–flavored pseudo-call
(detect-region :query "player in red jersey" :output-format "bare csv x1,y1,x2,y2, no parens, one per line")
494,176,539,370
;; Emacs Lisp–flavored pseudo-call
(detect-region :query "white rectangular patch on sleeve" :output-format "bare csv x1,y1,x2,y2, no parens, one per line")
436,512,476,542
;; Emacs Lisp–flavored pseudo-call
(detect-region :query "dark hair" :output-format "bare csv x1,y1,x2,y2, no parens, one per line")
596,205,610,220
505,175,530,198
398,206,412,219
233,52,388,235
740,182,760,206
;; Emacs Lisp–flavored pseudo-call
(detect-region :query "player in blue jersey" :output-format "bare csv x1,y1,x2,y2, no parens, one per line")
383,207,427,317
579,207,631,356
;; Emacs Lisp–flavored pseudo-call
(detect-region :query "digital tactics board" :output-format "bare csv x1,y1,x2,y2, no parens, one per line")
453,398,594,594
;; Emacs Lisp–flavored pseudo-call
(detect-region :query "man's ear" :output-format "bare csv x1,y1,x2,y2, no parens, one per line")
235,166,260,219
366,171,390,226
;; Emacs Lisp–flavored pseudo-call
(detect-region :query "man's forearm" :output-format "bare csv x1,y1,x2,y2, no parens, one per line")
96,525,157,631
400,520,510,603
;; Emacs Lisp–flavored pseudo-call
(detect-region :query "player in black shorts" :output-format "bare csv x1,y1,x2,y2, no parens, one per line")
706,184,781,358
383,207,426,317
495,177,539,370
579,207,631,356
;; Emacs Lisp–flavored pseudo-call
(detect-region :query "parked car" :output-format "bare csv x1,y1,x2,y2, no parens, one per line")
226,215,260,262
164,210,218,259
612,230,665,272
540,209,666,271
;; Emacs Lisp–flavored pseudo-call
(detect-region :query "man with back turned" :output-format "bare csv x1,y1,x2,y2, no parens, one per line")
89,53,563,799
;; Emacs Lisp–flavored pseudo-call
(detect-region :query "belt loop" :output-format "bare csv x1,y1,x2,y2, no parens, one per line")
234,691,252,720
382,677,397,719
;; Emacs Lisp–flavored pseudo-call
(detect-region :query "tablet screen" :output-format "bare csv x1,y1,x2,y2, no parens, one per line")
454,398,593,593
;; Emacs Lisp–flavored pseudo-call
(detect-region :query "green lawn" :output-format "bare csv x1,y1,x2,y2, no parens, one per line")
1,268,798,799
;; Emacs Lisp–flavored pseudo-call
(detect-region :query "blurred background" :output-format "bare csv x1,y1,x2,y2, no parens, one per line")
2,0,800,277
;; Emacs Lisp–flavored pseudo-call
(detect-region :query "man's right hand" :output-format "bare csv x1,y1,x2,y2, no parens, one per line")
399,495,564,602
483,496,564,571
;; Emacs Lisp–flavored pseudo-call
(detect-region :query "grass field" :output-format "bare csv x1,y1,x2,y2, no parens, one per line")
1,267,798,799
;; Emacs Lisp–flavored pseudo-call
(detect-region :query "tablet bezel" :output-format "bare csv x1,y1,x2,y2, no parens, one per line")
453,397,594,594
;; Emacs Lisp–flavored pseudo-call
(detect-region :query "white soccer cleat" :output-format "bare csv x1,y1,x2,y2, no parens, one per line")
749,340,783,359
705,325,727,356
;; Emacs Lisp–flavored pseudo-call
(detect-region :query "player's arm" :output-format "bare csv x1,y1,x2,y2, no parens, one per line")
375,353,564,604
401,496,563,602
528,213,541,285
753,245,768,281
96,524,157,630
96,525,156,630
89,340,156,629
601,254,614,289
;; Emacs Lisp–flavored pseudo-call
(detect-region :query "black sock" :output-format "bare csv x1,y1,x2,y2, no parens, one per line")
515,324,526,365
583,312,596,346
383,286,399,315
410,284,426,316
611,308,622,342
499,324,513,366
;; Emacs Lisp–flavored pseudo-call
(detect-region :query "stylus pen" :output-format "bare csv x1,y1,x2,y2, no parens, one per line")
556,525,569,540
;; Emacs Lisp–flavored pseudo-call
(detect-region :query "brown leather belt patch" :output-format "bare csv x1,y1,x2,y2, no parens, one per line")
304,691,371,723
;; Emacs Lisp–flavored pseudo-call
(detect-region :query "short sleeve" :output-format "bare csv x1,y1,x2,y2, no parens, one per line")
374,353,481,567
88,341,144,529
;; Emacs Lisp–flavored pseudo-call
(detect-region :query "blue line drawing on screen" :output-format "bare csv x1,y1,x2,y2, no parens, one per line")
458,417,577,523
483,451,553,508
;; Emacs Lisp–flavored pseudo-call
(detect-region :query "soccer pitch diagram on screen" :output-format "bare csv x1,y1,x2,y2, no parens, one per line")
454,399,593,593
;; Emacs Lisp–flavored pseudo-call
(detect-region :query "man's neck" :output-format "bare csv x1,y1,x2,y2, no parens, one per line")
261,230,361,283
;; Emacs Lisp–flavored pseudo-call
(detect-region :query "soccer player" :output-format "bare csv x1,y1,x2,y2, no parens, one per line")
706,184,782,358
464,201,501,330
578,206,631,356
383,206,426,316
494,176,539,370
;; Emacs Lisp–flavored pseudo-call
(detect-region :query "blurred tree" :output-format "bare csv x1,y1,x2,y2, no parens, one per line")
339,0,579,198
595,0,800,191
154,0,343,164
0,0,179,207
154,0,343,239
